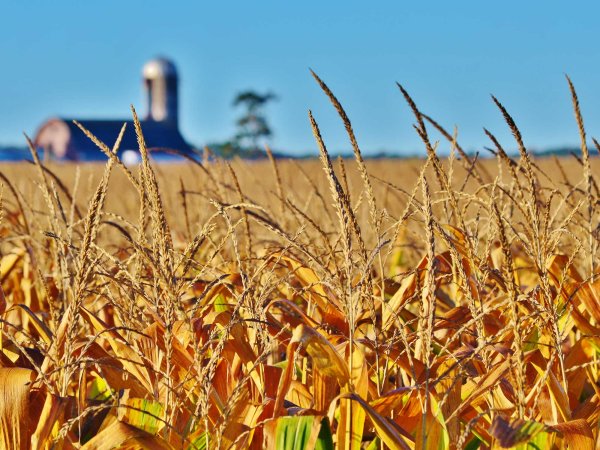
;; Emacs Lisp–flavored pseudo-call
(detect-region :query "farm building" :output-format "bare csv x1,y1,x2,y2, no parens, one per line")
34,57,192,160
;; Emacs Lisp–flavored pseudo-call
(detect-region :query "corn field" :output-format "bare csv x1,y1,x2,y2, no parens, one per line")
1,75,600,449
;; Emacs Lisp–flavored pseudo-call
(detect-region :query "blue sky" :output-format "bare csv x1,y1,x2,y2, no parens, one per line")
0,1,598,155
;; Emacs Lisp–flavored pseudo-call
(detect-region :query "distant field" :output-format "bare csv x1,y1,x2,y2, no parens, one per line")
1,155,595,239
1,155,596,258
1,124,600,448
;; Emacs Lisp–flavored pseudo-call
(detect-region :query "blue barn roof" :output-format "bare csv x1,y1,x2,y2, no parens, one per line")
34,118,193,160
67,119,191,152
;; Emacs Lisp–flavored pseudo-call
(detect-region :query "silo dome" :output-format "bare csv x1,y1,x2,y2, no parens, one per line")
142,57,179,124
142,57,178,79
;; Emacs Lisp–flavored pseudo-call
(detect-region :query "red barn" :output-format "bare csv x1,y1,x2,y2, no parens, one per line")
34,57,192,160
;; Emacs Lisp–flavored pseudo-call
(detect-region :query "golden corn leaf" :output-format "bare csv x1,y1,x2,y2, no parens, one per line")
415,395,449,450
290,324,349,384
80,421,173,450
0,249,24,282
0,367,35,450
9,304,53,345
338,392,413,450
79,307,154,394
337,344,368,450
532,361,571,423
382,256,427,330
550,419,594,450
30,393,70,450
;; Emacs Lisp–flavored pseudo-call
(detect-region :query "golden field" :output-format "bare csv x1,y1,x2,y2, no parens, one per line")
1,81,600,449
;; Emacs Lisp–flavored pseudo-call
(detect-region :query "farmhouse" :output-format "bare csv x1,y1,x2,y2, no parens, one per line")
33,57,192,160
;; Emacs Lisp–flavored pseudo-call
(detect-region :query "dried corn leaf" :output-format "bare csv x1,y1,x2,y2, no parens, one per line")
456,358,511,416
9,304,52,345
550,419,594,450
532,361,571,423
339,392,413,450
0,367,34,450
290,324,349,384
273,255,347,332
80,307,154,393
337,344,368,450
0,286,6,316
30,392,70,450
80,421,173,450
0,250,24,282
383,256,427,330
489,415,548,448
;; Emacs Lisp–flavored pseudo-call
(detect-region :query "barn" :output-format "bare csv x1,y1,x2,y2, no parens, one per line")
34,57,192,160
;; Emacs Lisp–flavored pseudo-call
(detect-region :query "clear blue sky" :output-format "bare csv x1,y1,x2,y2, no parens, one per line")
1,1,599,155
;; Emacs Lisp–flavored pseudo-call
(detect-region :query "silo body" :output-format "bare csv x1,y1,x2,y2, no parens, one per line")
142,58,179,125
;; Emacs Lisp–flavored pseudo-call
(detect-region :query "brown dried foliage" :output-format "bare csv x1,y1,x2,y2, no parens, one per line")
0,77,599,449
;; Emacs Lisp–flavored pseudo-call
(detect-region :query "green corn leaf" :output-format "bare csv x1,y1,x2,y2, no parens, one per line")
120,397,165,435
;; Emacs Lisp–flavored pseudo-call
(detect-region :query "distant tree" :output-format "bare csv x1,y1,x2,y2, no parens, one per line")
232,91,277,151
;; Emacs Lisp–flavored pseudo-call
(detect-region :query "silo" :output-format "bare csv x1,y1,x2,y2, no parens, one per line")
142,57,179,125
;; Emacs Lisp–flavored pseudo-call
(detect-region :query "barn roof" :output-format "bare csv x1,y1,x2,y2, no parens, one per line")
62,119,192,155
